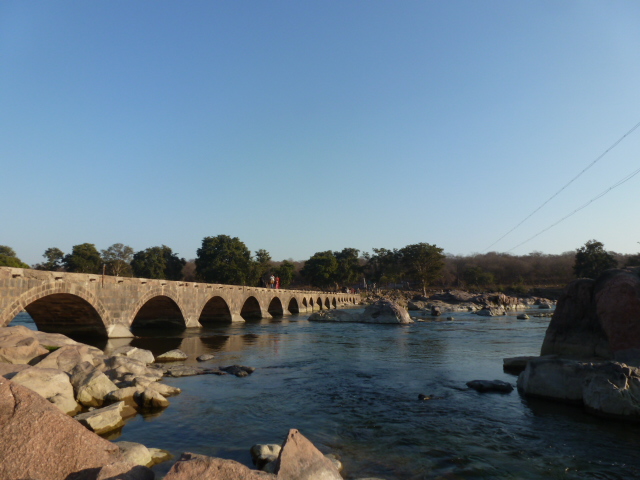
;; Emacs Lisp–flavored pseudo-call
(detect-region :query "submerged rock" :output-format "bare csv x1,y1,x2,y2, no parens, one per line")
161,365,226,377
308,310,356,322
155,349,189,363
466,379,513,393
197,354,216,362
220,365,256,377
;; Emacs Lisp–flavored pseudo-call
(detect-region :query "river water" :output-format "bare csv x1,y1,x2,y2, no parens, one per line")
11,309,640,479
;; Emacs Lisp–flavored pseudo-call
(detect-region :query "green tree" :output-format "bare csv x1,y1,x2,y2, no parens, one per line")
334,248,361,286
131,245,185,280
275,260,296,288
573,239,617,279
364,248,403,285
301,251,338,289
626,254,640,268
101,243,134,277
0,246,17,257
252,249,272,286
196,235,253,285
63,243,102,273
462,265,495,288
38,247,65,271
0,245,30,268
400,243,445,295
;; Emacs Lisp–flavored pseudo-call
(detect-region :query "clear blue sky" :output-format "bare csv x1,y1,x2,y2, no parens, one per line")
2,1,640,266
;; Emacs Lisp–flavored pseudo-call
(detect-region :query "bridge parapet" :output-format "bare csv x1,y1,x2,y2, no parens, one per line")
0,267,360,338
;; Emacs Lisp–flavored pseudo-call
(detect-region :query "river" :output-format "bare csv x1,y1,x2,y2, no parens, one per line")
11,308,640,479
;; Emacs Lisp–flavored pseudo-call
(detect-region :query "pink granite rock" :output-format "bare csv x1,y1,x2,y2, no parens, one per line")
164,453,276,480
595,270,640,361
274,429,342,480
0,377,119,480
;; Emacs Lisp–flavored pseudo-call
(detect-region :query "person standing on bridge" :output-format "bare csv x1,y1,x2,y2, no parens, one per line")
269,274,275,289
276,277,280,289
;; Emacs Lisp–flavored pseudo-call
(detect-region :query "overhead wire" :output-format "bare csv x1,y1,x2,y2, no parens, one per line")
506,164,640,252
483,119,640,252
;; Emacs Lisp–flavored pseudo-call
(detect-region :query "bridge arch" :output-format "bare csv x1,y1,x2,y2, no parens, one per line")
268,297,284,317
287,297,300,314
198,295,233,324
1,282,109,336
130,290,187,330
240,296,262,320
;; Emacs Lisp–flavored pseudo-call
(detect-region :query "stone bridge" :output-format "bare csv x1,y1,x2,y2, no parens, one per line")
0,267,360,338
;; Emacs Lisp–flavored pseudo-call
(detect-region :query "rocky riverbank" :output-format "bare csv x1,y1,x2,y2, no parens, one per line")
0,325,368,480
360,289,556,318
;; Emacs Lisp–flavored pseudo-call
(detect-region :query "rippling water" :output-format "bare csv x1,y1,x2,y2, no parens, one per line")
12,309,640,479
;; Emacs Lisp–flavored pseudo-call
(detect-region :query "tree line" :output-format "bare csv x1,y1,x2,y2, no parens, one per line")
1,237,638,292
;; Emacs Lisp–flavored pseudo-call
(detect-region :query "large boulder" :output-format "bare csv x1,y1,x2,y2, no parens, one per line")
36,344,104,373
92,461,155,480
115,441,154,467
104,355,164,384
70,361,119,407
10,366,80,415
164,453,276,479
0,362,30,378
111,345,155,365
309,301,413,324
135,387,171,410
31,330,84,348
540,269,640,361
540,278,610,358
360,300,413,324
0,325,49,364
518,357,640,420
164,430,341,480
0,377,120,480
75,401,126,434
595,269,640,363
517,356,591,403
274,429,343,480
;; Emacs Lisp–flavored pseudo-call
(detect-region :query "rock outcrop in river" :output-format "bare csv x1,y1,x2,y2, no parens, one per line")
406,290,555,315
309,299,413,324
516,267,640,421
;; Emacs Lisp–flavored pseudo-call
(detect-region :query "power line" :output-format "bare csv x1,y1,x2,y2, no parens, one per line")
506,164,640,252
483,119,640,252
